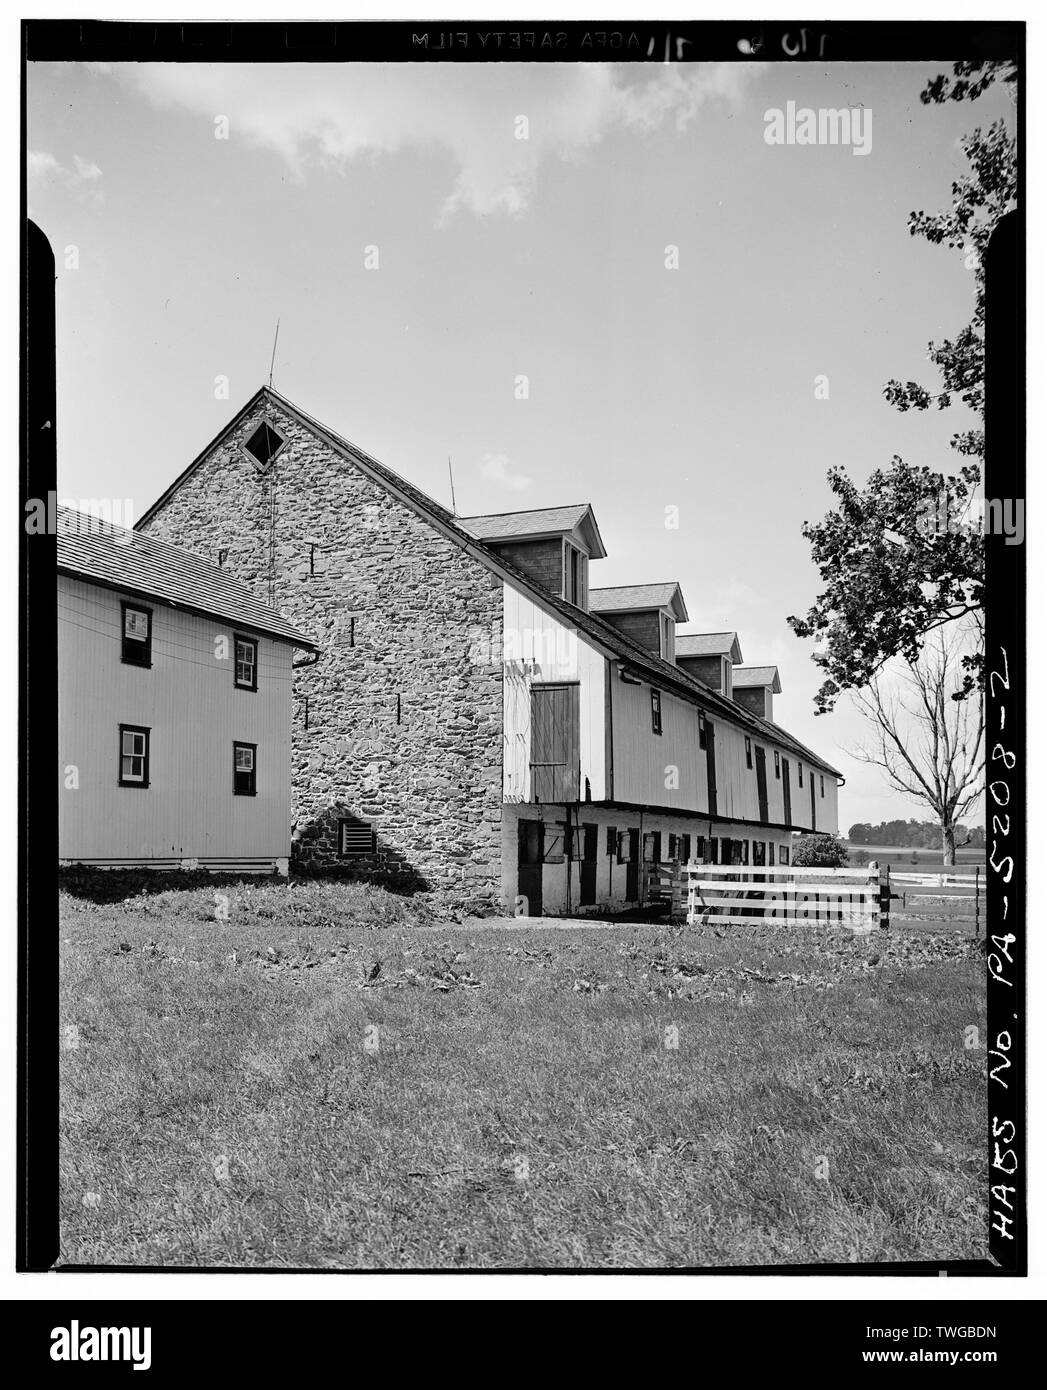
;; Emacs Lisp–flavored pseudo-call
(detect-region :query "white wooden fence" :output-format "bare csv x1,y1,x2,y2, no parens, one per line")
684,861,884,932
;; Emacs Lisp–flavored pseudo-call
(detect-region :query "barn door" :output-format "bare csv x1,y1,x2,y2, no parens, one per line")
705,720,717,817
782,757,792,825
625,827,640,901
755,746,768,821
517,819,543,917
579,823,598,907
530,683,581,803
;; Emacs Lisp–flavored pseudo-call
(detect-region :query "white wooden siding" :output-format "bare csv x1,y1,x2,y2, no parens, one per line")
500,581,838,836
58,575,294,864
502,584,606,802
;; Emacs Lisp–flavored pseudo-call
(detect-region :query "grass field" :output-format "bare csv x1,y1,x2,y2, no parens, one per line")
59,875,988,1270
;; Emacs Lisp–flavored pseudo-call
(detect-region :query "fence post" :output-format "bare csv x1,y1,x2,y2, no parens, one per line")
878,862,891,933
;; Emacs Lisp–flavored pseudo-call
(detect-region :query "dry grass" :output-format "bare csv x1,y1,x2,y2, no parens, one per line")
59,876,988,1269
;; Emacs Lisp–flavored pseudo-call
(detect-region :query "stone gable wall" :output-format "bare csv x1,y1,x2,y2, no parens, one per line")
141,401,505,906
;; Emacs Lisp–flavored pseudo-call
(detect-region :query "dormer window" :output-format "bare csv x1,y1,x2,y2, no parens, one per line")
660,612,675,662
563,540,588,608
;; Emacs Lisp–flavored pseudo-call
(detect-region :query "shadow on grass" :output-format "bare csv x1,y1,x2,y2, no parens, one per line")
57,863,431,906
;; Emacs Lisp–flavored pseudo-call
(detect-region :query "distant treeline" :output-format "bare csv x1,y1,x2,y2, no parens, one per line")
847,820,985,849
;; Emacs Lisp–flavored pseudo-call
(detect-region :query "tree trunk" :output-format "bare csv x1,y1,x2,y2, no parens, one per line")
941,822,956,866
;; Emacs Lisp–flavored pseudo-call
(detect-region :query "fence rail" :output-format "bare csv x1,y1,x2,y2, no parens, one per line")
681,861,885,932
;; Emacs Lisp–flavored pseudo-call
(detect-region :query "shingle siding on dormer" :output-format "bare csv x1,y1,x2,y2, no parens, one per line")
600,609,663,657
484,537,565,598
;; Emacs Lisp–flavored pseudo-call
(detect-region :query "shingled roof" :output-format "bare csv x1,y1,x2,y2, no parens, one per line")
676,631,744,663
734,665,782,692
589,583,689,623
58,508,318,650
136,388,840,776
459,504,607,559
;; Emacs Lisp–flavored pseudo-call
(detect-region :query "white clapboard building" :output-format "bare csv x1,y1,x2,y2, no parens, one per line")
58,508,317,872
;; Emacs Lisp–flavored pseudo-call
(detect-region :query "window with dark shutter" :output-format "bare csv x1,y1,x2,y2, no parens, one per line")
121,603,152,667
681,833,691,863
745,736,753,769
774,750,781,779
233,742,257,796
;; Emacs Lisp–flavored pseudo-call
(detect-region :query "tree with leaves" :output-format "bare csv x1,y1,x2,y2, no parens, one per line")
789,71,1016,713
851,622,985,865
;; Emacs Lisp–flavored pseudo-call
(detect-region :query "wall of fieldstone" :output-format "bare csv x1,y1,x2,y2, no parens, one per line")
141,398,505,907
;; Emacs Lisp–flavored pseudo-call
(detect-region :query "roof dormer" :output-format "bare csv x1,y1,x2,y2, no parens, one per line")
675,632,743,696
459,503,606,610
589,583,689,662
732,665,782,721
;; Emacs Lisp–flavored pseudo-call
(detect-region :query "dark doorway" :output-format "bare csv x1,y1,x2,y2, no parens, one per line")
625,827,640,901
782,757,792,825
579,822,598,907
517,818,543,916
705,720,717,817
529,683,580,802
755,746,768,822
810,775,816,832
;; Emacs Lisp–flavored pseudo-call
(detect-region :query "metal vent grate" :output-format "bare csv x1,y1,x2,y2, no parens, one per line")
339,817,376,858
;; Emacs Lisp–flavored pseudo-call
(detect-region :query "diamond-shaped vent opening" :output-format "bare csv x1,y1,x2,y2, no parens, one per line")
244,420,285,470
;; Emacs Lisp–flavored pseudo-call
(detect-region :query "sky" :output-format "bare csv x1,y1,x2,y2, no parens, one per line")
26,58,1014,833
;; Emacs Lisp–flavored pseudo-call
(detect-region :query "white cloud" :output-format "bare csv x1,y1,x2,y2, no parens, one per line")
28,149,104,202
479,452,532,492
86,61,764,221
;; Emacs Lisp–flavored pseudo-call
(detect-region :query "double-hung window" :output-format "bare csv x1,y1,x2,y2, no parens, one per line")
563,541,588,608
119,725,150,787
234,635,258,691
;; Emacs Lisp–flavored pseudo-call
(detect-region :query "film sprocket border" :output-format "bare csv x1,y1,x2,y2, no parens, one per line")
19,16,1026,1278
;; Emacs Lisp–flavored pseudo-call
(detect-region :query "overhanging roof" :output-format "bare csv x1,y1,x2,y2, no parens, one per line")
676,631,744,664
589,582,689,623
734,665,783,693
459,503,607,559
59,507,318,649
